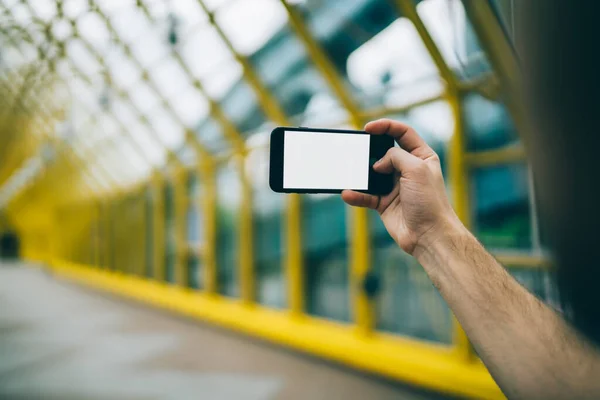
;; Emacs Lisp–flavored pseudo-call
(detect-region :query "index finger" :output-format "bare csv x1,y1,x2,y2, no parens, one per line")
365,119,435,159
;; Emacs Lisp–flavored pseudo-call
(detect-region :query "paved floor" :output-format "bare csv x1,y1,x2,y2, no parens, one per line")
0,263,449,400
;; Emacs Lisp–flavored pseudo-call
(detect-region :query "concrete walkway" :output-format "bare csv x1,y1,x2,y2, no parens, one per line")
0,263,449,400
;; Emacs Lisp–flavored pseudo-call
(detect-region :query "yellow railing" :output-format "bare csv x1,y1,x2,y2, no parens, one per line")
0,1,549,398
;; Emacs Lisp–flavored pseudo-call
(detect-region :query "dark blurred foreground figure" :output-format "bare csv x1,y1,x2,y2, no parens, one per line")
342,3,600,398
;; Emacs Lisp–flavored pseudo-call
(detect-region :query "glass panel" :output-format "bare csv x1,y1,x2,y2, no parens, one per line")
148,58,190,99
97,0,136,15
202,0,233,12
187,255,203,289
106,47,141,89
303,195,349,322
66,39,103,78
28,0,56,22
10,3,31,25
111,6,151,44
416,0,466,65
216,0,287,56
118,119,165,167
186,172,203,245
299,92,348,128
216,162,241,297
186,171,203,290
170,88,209,127
51,18,73,42
169,0,209,36
128,81,162,114
164,182,176,283
418,0,494,79
346,17,443,110
464,93,518,152
247,137,286,308
178,26,232,78
219,81,266,133
130,27,170,69
370,213,452,343
145,106,185,149
201,60,243,101
251,34,336,120
195,117,229,154
64,0,88,19
76,12,111,55
472,163,531,250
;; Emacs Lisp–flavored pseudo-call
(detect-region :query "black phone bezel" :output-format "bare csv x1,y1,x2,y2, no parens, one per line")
269,126,394,195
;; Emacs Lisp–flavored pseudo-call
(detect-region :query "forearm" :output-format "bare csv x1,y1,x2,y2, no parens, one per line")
415,223,600,399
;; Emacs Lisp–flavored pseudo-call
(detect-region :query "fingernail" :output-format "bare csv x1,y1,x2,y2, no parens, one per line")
373,159,383,167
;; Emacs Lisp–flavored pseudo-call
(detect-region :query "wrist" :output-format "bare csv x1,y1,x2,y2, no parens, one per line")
413,216,471,265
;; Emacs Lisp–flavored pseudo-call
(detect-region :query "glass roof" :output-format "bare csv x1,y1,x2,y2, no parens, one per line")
0,0,491,201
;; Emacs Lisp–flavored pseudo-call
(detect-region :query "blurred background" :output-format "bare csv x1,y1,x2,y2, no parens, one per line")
0,0,552,399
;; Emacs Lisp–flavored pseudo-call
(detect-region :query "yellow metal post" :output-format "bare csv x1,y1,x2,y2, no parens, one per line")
103,198,113,270
236,151,254,304
138,187,148,277
394,0,473,362
173,165,188,287
152,172,166,281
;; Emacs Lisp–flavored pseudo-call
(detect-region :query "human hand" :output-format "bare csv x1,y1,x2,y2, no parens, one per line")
342,119,463,255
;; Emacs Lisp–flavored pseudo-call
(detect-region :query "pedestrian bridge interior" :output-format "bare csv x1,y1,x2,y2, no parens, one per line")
0,0,551,399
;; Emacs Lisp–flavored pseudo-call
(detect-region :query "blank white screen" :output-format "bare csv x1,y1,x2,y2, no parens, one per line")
283,130,370,190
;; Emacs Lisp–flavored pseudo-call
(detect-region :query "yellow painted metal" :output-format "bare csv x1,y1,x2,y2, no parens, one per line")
173,165,188,287
236,152,254,303
285,194,303,315
447,95,474,361
92,200,100,268
138,187,148,277
394,0,473,362
466,145,526,167
103,199,113,270
152,172,166,281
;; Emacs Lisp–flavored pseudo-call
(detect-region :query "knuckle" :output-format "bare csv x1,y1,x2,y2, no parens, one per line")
428,152,440,163
387,147,400,157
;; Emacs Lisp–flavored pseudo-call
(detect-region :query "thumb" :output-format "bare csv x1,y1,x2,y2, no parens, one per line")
373,147,420,174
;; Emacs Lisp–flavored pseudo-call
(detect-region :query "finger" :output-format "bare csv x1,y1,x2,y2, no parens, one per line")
365,119,435,159
373,147,421,174
341,190,379,209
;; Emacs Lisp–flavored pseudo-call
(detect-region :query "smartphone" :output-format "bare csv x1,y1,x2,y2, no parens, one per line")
269,127,395,195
